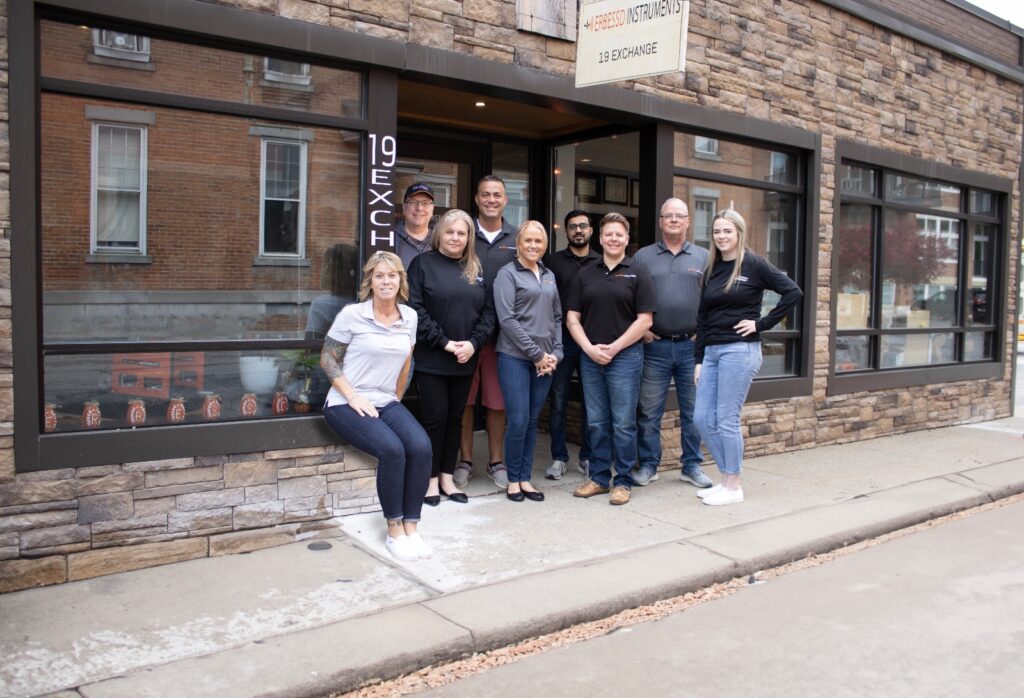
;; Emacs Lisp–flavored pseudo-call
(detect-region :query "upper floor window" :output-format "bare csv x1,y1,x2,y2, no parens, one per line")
260,139,307,256
694,136,719,158
263,58,312,86
91,29,150,63
91,123,147,254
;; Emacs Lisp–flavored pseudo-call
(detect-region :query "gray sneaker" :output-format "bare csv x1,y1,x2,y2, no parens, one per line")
453,461,473,488
631,467,660,486
487,462,509,488
680,463,713,488
546,459,567,480
577,459,590,477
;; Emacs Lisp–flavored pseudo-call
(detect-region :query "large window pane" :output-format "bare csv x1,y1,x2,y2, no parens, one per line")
674,133,797,186
492,142,529,228
839,164,877,197
41,94,361,343
884,174,961,212
41,20,365,118
880,333,956,368
43,348,330,433
881,210,959,330
757,339,798,378
966,222,995,325
964,331,994,361
836,204,873,329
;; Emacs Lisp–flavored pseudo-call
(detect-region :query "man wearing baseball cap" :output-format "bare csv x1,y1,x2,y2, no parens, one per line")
394,183,435,270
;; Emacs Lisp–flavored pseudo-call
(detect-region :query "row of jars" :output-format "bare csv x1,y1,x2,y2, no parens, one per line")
44,391,313,431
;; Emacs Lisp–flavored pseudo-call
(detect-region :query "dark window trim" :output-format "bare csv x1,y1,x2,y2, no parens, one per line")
828,140,1013,396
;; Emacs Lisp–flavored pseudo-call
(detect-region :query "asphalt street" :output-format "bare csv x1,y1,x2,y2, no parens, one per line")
421,498,1024,697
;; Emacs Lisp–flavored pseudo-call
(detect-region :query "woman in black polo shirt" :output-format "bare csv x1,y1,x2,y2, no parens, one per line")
565,212,656,506
693,208,802,506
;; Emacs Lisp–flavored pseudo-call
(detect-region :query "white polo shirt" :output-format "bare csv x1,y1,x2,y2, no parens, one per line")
323,300,417,409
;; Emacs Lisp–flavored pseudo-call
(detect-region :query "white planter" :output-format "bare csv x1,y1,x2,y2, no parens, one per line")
239,356,278,394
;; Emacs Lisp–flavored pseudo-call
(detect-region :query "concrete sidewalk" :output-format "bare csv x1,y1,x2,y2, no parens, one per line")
2,417,1022,698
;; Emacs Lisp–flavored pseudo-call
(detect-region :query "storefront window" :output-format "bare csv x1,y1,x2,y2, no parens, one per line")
673,149,804,379
38,20,366,434
834,160,1001,375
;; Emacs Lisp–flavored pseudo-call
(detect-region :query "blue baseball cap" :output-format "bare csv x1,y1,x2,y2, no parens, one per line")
404,183,434,202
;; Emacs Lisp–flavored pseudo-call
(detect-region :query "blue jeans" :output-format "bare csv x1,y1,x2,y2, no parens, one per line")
580,343,643,489
693,342,762,476
637,337,703,473
548,327,591,462
498,353,553,483
323,401,432,522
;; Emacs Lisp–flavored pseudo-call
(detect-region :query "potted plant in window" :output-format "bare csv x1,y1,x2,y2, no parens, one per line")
238,353,279,395
283,348,324,413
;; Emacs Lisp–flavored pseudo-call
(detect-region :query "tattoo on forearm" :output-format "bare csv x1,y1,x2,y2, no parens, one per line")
320,337,349,381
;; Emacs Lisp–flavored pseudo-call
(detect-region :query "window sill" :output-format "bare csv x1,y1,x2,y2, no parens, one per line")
259,78,315,93
828,361,1003,395
87,54,155,71
252,256,310,267
86,253,153,265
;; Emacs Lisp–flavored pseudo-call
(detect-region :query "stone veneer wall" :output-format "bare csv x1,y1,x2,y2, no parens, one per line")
0,445,378,592
0,0,1020,592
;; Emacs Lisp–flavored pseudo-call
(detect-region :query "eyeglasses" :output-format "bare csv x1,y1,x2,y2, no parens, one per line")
660,213,689,220
404,199,433,209
566,223,591,232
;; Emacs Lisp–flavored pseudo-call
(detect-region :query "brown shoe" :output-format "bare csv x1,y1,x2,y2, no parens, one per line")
609,486,631,505
573,481,610,498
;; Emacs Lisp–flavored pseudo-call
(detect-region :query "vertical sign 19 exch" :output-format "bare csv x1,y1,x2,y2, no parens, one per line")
367,133,396,251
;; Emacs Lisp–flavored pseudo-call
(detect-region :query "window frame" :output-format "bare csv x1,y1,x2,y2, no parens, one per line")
90,121,148,255
674,130,811,394
829,140,1011,395
258,137,308,258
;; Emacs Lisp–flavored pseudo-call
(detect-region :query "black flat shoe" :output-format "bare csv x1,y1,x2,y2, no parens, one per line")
506,490,525,502
441,487,468,504
424,495,441,507
522,490,545,502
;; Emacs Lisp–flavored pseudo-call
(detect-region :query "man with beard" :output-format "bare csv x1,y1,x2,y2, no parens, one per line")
542,209,599,480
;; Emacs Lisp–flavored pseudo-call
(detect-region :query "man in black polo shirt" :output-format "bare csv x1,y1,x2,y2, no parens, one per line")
543,209,599,480
632,197,713,489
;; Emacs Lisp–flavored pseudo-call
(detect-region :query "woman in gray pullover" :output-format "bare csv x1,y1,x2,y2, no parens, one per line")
493,221,563,502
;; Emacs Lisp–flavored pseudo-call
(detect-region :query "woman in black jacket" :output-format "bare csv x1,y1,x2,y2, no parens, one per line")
407,209,495,506
693,208,802,507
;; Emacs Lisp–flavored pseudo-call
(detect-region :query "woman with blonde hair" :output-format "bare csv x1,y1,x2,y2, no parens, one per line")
321,251,433,562
693,208,802,506
407,209,495,506
493,220,562,501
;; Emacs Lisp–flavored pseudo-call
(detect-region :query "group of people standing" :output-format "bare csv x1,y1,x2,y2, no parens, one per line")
320,175,802,561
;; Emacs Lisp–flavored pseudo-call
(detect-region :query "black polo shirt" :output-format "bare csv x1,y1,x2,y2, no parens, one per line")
566,257,657,345
543,247,600,318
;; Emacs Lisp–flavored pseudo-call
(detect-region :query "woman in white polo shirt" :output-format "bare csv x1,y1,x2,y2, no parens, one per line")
321,251,433,563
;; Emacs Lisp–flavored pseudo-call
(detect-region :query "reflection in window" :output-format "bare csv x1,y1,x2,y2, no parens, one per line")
261,139,306,256
834,159,1001,376
493,142,530,228
92,29,150,62
263,58,312,86
692,196,717,247
92,123,146,253
694,136,719,157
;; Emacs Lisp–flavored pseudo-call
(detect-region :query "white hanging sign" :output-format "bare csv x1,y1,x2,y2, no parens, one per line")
575,0,689,88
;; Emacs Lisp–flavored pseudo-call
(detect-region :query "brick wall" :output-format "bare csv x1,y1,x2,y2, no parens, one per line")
0,0,1020,591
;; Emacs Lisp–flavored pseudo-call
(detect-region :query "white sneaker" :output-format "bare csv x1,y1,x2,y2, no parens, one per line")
696,484,721,499
546,459,567,480
385,535,418,562
702,486,744,506
406,532,433,559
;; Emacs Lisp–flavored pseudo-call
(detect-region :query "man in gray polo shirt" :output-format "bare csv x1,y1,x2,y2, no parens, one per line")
632,198,713,488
